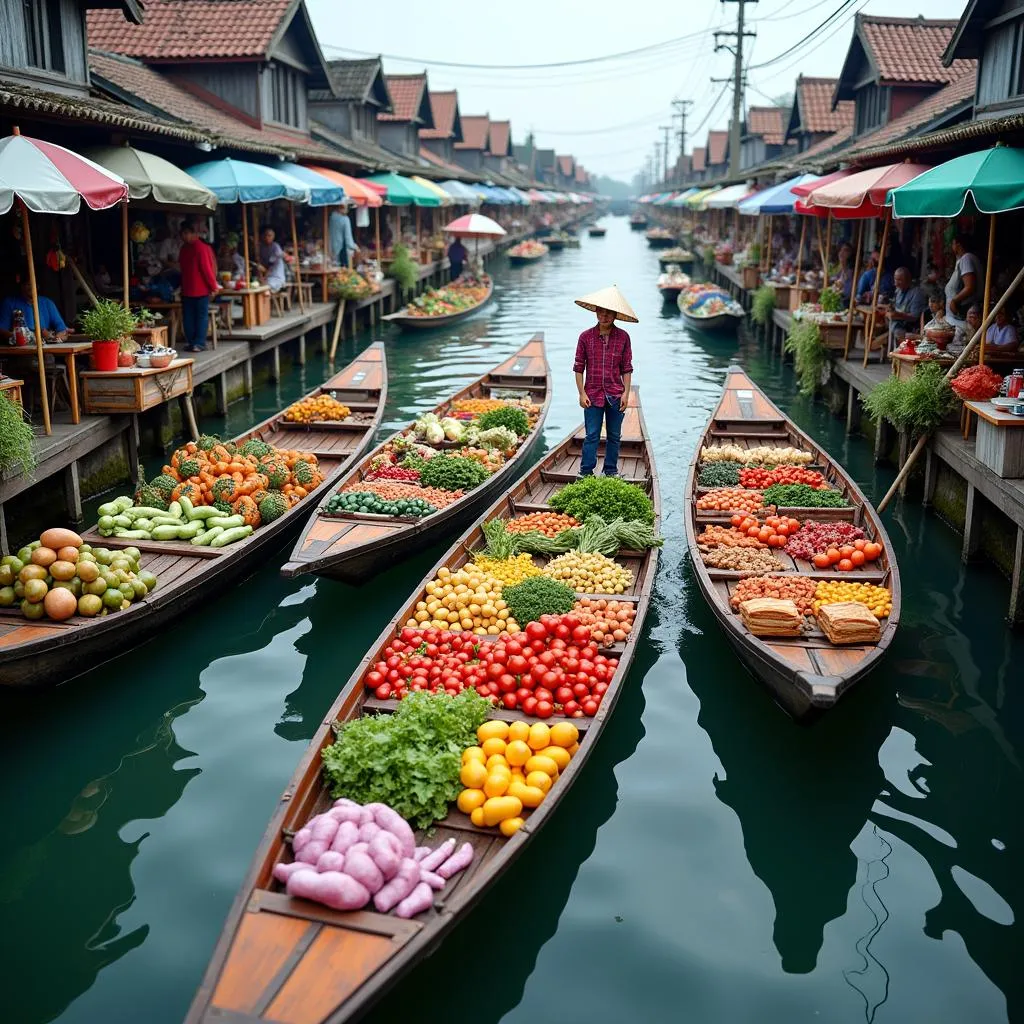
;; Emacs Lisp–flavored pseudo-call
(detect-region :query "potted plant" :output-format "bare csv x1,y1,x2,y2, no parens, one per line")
118,334,139,367
132,306,169,349
80,299,139,372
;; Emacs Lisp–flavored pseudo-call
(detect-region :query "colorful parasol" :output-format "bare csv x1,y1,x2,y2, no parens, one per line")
303,167,383,207
443,214,506,238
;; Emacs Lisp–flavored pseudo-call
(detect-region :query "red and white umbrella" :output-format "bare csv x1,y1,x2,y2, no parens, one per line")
443,213,507,238
0,133,128,215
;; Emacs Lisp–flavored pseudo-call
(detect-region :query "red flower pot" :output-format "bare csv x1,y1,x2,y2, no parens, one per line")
90,339,119,372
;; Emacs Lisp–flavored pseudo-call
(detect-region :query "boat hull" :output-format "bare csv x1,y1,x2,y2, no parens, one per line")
382,281,493,330
588,228,606,237
629,219,648,230
508,253,546,264
646,236,676,248
680,309,742,331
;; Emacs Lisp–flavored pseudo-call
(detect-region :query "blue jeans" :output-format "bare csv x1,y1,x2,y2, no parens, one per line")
580,395,624,476
181,295,209,350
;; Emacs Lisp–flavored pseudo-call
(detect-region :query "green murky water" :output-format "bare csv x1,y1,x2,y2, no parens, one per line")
1,217,1021,1024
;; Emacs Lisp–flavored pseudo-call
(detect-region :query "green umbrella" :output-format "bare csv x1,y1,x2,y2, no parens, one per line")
888,144,1024,218
362,172,441,207
84,144,217,207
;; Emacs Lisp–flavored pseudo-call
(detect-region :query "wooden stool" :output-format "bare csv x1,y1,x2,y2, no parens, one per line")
270,290,291,317
287,281,315,308
206,307,219,349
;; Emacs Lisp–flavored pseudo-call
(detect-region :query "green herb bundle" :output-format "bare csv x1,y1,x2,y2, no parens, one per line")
476,404,530,437
549,476,654,525
480,518,516,559
819,286,843,313
784,320,827,396
508,529,576,555
418,453,490,491
698,461,740,487
321,690,489,830
751,285,775,327
502,576,576,627
0,394,35,477
861,361,956,437
387,244,419,295
763,482,848,508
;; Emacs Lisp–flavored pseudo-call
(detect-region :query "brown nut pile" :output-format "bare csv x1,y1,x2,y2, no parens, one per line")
729,574,817,615
701,547,783,573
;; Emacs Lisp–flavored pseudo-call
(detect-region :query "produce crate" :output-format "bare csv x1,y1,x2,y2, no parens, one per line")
0,376,23,408
742,266,760,289
789,286,819,312
80,359,193,414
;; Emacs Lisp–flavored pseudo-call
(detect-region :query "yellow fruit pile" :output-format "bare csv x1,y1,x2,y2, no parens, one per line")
284,394,351,423
472,553,541,586
543,551,633,594
406,565,519,635
457,720,580,835
450,398,508,416
813,580,892,618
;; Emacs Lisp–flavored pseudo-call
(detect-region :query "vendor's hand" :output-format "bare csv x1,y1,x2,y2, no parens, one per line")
619,391,629,410
579,392,591,409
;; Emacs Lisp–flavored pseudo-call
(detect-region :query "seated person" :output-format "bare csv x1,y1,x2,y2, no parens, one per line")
884,267,928,351
856,249,894,304
950,303,982,355
922,287,946,329
218,235,246,281
130,265,175,304
0,277,68,342
257,227,286,293
985,306,1020,353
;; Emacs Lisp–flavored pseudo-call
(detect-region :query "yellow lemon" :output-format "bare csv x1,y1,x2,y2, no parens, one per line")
470,806,486,828
527,723,551,751
549,722,579,748
517,785,546,808
486,755,510,773
505,740,531,766
457,788,486,814
507,721,530,743
538,746,571,771
481,736,507,758
477,720,509,743
524,755,559,778
527,770,553,793
482,795,522,827
459,760,487,789
484,773,510,798
499,816,524,837
462,746,486,764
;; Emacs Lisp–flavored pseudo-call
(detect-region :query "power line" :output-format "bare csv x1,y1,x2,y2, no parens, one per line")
748,0,860,69
319,27,719,72
752,0,835,23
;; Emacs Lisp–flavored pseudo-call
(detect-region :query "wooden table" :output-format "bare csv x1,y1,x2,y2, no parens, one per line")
79,358,194,415
0,341,92,423
142,300,183,347
217,285,271,328
812,316,863,350
963,399,1024,478
890,351,955,380
301,262,342,302
0,375,23,407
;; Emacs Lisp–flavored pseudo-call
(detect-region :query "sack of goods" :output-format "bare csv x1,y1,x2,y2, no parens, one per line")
815,601,881,644
739,597,803,637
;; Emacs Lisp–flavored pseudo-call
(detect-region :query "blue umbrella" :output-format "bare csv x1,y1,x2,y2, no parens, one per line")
184,157,310,204
738,173,818,216
277,162,346,207
441,180,484,204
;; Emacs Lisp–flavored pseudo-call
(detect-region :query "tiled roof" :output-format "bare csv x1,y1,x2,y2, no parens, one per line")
707,131,728,165
310,119,417,173
455,115,489,151
418,146,476,178
575,164,588,184
87,0,292,60
0,78,206,143
421,91,457,140
795,77,853,133
797,124,854,162
535,149,555,169
378,74,427,122
745,106,786,145
859,16,972,84
90,49,340,159
324,58,383,103
692,146,707,172
844,66,977,157
556,155,574,177
488,120,510,157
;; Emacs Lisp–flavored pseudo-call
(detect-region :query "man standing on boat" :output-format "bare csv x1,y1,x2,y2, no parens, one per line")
573,285,637,478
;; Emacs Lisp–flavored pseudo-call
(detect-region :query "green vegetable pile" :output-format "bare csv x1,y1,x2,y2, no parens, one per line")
476,404,531,437
549,476,654,525
325,492,437,517
419,453,490,491
861,361,956,437
321,689,489,830
0,393,36,477
502,575,576,627
698,461,740,487
763,483,848,508
482,514,663,558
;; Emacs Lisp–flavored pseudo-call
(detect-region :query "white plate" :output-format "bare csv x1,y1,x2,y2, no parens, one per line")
992,397,1016,408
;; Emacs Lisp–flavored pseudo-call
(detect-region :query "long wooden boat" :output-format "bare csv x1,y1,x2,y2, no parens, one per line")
545,235,566,250
678,287,745,332
187,388,658,1024
507,246,548,265
0,345,387,690
628,213,648,230
282,336,551,585
587,225,606,237
645,229,676,249
658,249,694,271
380,278,493,331
684,367,901,719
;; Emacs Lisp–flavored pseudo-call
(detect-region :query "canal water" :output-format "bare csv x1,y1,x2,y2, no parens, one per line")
2,217,1022,1024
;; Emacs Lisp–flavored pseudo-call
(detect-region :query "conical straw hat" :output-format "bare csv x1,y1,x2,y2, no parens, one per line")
574,284,639,323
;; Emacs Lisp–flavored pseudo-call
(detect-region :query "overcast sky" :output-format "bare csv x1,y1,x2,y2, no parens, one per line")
307,0,969,183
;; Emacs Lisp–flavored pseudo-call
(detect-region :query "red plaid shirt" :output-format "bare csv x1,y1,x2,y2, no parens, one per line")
573,325,633,407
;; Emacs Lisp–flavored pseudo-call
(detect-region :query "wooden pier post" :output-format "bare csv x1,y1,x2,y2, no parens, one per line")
298,333,306,366
845,382,859,434
1010,526,1024,627
962,483,983,562
272,346,281,382
897,429,910,496
216,373,229,415
180,394,199,441
63,462,83,523
922,448,937,507
243,358,253,397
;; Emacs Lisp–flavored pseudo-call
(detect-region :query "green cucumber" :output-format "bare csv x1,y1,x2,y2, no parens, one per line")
167,500,182,520
151,524,182,541
210,525,253,547
127,506,166,519
97,501,121,517
112,528,151,539
151,515,185,527
191,527,223,546
134,518,154,532
97,515,115,532
178,495,194,519
112,514,133,529
208,514,244,529
175,521,204,539
186,505,222,521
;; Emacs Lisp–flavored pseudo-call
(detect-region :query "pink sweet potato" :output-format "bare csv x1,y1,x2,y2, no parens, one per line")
420,870,445,891
414,846,432,862
344,849,385,894
291,826,312,854
273,861,310,885
395,882,433,919
295,839,329,865
436,842,474,880
368,832,402,880
316,851,347,873
366,803,416,857
287,869,370,911
329,820,359,854
373,858,420,913
357,821,381,844
419,838,456,873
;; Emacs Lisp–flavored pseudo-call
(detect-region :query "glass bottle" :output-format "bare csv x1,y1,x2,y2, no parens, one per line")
1008,368,1024,400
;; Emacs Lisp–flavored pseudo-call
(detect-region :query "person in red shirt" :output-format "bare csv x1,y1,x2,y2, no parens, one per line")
178,221,220,352
573,285,637,478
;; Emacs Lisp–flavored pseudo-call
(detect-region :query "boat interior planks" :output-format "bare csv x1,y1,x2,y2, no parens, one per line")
187,388,659,1024
684,366,900,720
0,344,387,689
282,335,551,585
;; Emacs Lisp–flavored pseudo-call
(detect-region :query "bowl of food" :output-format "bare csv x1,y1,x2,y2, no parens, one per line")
149,347,176,368
135,351,152,368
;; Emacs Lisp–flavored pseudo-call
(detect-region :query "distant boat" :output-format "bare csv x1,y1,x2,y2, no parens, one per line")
645,227,676,249
678,285,744,331
657,266,692,300
629,212,648,230
588,225,607,237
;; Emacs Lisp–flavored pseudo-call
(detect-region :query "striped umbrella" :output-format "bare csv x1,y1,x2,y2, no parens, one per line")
443,214,506,238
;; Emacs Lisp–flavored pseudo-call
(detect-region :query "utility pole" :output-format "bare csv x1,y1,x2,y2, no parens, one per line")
714,0,757,177
672,99,692,183
653,141,662,186
658,124,672,184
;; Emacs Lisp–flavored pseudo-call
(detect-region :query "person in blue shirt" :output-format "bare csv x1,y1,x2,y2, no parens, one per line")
857,248,894,304
884,267,928,352
0,278,68,343
328,203,356,269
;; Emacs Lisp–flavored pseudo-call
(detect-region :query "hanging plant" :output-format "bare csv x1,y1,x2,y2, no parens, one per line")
387,243,419,295
0,393,36,477
819,286,843,313
784,320,827,396
751,285,775,327
861,361,956,437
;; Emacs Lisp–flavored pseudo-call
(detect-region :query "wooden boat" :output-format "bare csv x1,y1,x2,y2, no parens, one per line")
0,345,387,690
657,267,691,300
628,213,648,230
684,367,901,720
380,278,493,331
587,225,606,237
507,243,548,265
282,336,551,585
645,228,676,249
187,388,658,1024
658,249,694,271
545,234,566,250
678,287,745,332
